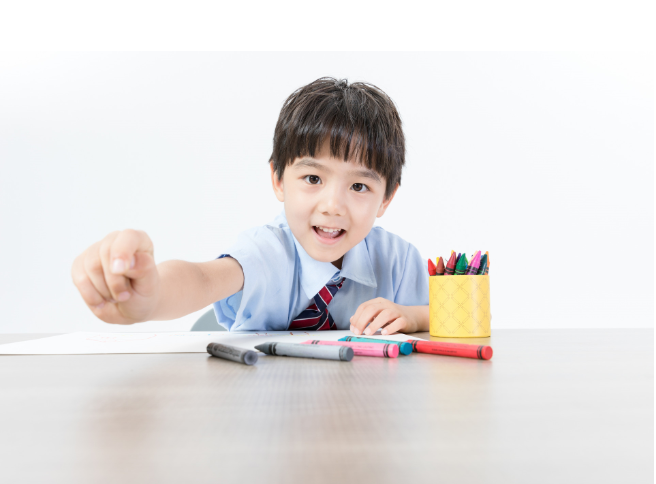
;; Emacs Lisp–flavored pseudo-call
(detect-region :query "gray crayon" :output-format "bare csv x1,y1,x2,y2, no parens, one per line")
254,342,353,362
207,342,259,366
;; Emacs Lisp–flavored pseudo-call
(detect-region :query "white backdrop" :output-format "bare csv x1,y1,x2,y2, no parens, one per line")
0,52,652,333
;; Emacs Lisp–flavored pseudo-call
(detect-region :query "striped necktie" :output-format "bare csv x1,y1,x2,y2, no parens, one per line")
289,276,345,331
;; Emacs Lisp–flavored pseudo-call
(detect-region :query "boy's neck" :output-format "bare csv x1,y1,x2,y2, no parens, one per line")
331,256,344,270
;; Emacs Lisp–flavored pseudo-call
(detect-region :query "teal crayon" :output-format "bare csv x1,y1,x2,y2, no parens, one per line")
338,336,413,355
476,254,488,275
455,253,468,275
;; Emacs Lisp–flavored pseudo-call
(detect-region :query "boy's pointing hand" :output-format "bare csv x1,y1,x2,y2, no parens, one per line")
349,297,421,336
71,229,160,325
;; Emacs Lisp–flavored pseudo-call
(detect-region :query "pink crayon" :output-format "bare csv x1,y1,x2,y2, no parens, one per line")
465,251,482,275
301,340,399,358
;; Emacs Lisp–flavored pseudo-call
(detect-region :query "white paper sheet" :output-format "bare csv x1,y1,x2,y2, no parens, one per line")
0,330,420,355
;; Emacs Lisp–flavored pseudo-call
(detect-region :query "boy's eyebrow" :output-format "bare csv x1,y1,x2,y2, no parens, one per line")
294,157,382,183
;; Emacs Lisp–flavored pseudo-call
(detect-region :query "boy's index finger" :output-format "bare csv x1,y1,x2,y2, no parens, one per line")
110,229,154,274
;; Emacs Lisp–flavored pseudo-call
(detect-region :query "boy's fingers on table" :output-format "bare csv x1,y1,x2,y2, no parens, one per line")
350,299,388,334
364,308,398,335
350,297,384,325
380,318,406,335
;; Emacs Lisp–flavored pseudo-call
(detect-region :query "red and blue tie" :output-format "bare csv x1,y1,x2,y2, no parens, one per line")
289,277,345,331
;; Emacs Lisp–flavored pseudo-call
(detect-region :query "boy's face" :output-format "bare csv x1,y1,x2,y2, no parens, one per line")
271,140,397,266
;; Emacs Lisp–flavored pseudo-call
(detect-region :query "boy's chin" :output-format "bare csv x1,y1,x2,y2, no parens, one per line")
305,246,347,264
302,238,349,264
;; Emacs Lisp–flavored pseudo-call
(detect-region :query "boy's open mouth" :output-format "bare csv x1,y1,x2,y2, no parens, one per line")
313,226,346,240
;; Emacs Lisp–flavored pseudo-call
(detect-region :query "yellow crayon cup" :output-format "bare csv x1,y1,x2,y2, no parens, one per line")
429,275,491,338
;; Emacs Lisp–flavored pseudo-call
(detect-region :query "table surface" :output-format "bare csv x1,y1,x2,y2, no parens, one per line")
0,329,653,484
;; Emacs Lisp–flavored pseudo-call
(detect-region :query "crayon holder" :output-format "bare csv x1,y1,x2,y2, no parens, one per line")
429,275,491,338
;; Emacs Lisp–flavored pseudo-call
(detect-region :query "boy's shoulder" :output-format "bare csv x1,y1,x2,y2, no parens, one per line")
227,214,297,264
365,225,416,256
362,225,423,277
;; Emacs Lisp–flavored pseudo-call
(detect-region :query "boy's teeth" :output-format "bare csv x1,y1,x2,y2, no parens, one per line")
317,226,341,233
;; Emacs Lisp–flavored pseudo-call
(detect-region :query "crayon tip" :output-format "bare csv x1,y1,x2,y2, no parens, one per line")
427,258,437,276
436,256,445,274
254,343,268,353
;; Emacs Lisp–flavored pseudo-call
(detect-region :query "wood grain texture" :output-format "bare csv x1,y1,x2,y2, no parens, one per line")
0,330,653,484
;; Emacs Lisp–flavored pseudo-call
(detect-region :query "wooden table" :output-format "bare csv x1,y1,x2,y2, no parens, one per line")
0,330,653,484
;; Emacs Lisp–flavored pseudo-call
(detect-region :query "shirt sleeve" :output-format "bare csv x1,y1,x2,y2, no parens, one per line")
212,225,296,331
393,243,430,306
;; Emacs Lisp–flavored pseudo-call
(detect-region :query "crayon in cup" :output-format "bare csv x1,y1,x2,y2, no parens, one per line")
454,253,468,275
465,251,481,275
444,252,457,275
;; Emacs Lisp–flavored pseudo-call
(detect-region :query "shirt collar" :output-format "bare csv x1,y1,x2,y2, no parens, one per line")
277,211,378,298
339,238,377,289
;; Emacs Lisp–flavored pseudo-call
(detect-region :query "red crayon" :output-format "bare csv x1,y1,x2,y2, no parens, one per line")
444,252,457,275
301,340,399,358
427,258,437,276
406,340,493,360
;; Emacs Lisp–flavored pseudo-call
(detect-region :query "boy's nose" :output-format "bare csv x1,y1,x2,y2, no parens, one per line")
318,187,345,217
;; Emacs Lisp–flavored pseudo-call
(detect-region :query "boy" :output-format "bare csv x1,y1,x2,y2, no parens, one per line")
71,78,429,336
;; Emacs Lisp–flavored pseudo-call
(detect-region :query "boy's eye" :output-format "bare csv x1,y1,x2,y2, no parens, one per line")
351,183,369,193
304,175,321,185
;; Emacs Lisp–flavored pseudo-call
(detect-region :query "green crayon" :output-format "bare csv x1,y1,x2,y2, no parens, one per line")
455,254,469,275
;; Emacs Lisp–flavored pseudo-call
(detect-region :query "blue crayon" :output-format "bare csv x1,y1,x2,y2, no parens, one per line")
338,336,413,355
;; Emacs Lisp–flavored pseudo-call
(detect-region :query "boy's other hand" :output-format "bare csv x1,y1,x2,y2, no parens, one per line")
349,297,423,336
71,229,159,325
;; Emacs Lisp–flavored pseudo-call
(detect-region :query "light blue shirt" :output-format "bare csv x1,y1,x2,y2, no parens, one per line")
213,212,429,331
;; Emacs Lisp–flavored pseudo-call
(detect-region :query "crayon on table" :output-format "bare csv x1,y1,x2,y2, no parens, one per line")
301,340,399,358
338,336,413,355
427,258,437,276
207,342,259,365
476,253,488,275
255,342,353,361
407,340,493,360
444,252,457,275
436,257,445,276
454,254,468,275
465,251,481,275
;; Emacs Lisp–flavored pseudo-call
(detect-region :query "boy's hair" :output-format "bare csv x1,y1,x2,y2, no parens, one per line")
270,77,405,199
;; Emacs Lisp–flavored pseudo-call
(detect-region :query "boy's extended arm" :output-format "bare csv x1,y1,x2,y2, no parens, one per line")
71,229,244,325
149,257,244,321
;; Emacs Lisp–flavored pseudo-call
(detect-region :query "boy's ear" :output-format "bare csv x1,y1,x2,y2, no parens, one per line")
376,184,399,218
270,162,285,202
